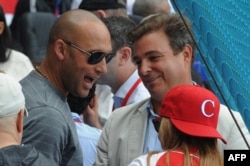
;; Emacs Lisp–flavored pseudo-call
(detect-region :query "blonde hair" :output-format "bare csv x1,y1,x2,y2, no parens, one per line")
147,118,223,166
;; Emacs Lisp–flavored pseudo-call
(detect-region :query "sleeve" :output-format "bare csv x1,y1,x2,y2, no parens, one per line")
22,107,68,165
128,158,145,166
217,105,250,153
225,111,250,149
76,123,102,166
128,154,151,166
94,113,113,166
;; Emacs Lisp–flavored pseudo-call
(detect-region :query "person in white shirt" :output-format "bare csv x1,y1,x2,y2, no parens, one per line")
0,5,33,81
96,16,150,126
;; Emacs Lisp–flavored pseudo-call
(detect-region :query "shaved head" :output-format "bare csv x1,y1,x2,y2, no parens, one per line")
40,9,111,97
48,9,107,45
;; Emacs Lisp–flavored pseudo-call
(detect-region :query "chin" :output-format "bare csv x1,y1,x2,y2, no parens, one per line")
76,89,89,98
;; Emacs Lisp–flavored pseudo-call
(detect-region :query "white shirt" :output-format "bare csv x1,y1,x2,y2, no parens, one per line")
115,70,150,106
0,49,34,81
128,152,166,166
96,70,150,127
96,84,114,127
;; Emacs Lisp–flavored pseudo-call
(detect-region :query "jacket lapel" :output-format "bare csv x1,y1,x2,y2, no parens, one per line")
127,102,149,164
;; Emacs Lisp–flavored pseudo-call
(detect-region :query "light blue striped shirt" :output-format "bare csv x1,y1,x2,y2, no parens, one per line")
143,103,162,153
72,113,102,166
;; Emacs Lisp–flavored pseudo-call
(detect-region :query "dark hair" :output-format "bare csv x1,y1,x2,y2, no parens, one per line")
0,5,12,62
128,13,196,63
79,0,125,11
67,84,96,115
133,0,170,17
102,16,136,54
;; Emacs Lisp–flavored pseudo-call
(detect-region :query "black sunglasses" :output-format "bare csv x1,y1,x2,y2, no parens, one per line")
62,39,114,64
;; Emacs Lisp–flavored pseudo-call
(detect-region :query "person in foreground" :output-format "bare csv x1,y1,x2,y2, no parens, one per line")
94,13,250,166
128,85,226,166
20,9,112,165
0,73,49,165
0,5,34,81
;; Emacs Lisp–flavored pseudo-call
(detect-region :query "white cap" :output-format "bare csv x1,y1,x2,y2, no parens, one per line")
0,73,25,117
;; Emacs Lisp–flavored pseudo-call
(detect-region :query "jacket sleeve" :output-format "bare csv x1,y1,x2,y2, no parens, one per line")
217,104,250,154
94,112,113,166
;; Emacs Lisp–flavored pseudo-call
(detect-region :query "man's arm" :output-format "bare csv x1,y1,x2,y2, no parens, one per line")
217,104,250,154
94,114,113,166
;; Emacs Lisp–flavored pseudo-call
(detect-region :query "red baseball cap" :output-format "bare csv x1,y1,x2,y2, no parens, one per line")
160,85,227,144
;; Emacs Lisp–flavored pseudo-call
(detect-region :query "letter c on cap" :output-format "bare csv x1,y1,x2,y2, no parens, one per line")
201,100,215,117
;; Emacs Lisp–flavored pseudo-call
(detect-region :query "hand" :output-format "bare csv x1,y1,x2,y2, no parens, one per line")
83,93,102,129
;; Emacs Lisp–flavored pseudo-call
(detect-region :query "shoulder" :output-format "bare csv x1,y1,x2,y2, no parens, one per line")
102,98,149,136
20,71,41,88
21,73,69,113
128,152,166,166
9,49,32,62
156,150,199,166
23,145,52,165
24,107,69,133
128,154,148,166
216,104,250,153
218,104,245,125
0,145,51,165
112,98,150,118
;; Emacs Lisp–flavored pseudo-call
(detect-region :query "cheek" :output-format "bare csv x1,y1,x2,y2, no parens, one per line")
163,57,183,75
106,62,116,73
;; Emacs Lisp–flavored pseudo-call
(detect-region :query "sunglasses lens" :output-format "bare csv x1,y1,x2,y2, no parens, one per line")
105,53,114,64
88,52,114,64
88,52,106,64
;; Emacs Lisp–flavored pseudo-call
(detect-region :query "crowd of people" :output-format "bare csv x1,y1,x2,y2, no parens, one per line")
0,0,250,166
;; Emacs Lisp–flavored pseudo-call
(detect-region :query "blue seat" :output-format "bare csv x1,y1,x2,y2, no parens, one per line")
171,0,250,129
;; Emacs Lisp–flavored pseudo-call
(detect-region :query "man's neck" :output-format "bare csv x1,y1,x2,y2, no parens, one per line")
150,98,162,115
39,60,67,96
113,68,137,93
0,133,19,149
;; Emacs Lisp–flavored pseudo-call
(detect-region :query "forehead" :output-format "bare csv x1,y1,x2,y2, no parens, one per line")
77,21,112,52
134,30,171,56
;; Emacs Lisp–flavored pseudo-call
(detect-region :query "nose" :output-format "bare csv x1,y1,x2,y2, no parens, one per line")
95,58,107,74
138,60,151,76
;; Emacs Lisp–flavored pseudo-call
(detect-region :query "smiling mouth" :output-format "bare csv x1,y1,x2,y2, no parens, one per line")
144,75,161,83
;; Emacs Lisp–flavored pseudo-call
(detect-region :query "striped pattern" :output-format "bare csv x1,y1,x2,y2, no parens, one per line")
20,71,83,165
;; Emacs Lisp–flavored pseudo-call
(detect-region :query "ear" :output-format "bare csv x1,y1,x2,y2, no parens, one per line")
183,44,193,64
0,22,4,35
16,109,24,134
54,39,66,61
117,46,132,66
96,10,108,18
